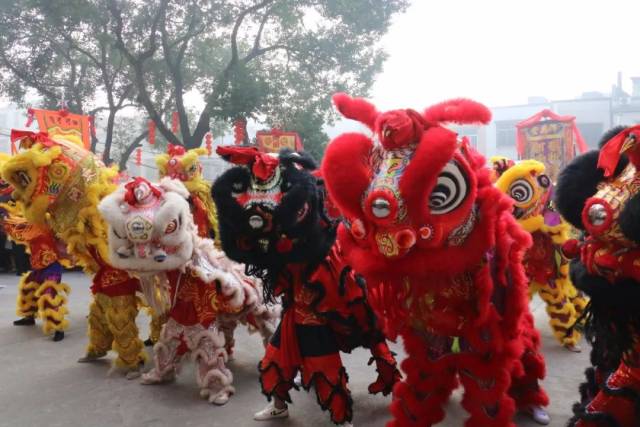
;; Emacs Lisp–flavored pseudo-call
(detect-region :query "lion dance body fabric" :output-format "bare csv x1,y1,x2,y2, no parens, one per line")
495,159,587,350
213,146,400,425
98,177,277,404
556,125,640,426
2,131,148,372
321,94,549,427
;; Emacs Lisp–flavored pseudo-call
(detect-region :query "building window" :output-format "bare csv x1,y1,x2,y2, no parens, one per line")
495,120,519,148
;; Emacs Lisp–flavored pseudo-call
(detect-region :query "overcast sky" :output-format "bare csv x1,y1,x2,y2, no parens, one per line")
369,0,640,111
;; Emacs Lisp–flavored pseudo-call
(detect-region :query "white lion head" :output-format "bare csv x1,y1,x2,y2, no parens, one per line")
98,177,195,274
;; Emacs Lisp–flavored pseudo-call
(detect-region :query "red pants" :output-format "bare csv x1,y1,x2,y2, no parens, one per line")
258,324,352,424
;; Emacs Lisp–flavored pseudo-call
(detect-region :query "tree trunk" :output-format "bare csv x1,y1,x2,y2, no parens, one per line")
118,131,149,171
102,109,116,162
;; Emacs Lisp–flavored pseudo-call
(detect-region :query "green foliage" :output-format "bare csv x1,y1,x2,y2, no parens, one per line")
0,0,409,162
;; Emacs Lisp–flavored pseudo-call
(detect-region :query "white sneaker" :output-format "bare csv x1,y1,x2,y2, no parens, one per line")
527,405,551,425
253,402,289,421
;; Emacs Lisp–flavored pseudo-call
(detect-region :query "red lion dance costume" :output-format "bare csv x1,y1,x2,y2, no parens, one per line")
321,94,550,427
212,146,400,426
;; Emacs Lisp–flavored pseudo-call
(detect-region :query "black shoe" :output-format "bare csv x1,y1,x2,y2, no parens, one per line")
143,338,155,347
53,331,65,342
13,317,35,326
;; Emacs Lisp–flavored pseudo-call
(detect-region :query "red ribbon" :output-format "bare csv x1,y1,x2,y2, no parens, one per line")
124,177,161,206
598,125,640,177
10,129,54,147
216,145,279,181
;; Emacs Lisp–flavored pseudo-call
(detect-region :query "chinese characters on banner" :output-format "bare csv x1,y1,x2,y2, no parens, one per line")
26,108,91,150
516,110,587,182
255,129,303,153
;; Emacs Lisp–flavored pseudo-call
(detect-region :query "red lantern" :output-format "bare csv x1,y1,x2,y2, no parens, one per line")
233,118,246,145
205,132,212,156
148,120,156,145
135,147,142,166
171,112,179,133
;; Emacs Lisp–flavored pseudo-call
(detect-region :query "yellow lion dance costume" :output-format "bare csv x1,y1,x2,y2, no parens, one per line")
2,131,148,373
0,152,71,341
495,159,588,351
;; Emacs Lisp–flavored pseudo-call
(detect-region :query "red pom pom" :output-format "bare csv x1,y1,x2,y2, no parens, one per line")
276,236,294,253
561,239,580,259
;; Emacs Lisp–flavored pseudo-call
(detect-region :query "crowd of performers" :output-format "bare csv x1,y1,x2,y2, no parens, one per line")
1,94,639,427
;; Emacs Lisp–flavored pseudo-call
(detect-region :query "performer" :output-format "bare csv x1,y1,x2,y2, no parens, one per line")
495,159,587,351
99,177,277,404
156,144,218,240
1,201,71,341
2,131,147,375
321,94,550,426
556,125,640,426
213,146,400,426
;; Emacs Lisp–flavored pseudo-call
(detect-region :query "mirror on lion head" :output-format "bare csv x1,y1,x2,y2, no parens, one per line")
98,177,195,274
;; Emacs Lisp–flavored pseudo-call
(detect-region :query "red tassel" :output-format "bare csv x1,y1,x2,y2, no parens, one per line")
148,120,156,145
205,132,212,156
233,118,246,145
135,147,142,166
171,112,179,133
25,108,35,127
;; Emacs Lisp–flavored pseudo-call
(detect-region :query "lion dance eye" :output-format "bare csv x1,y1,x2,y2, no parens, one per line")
508,179,534,203
428,161,468,215
165,219,178,234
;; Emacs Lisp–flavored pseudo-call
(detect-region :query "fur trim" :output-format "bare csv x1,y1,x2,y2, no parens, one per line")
332,92,378,130
423,98,492,126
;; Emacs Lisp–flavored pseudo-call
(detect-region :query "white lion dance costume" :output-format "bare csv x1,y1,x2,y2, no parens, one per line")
98,177,277,404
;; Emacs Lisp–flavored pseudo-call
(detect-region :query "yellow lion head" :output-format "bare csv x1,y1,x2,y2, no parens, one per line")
495,159,553,231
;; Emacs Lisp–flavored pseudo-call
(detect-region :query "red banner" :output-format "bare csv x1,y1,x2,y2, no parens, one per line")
255,129,303,153
27,108,91,149
516,109,587,182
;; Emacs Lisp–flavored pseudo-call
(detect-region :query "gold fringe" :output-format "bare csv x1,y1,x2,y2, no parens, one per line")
103,294,147,368
15,273,38,317
34,280,70,334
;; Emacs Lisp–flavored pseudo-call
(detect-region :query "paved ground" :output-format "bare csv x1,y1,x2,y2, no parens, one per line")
0,272,587,427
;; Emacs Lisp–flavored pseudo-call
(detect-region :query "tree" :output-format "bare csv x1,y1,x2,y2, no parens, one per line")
105,0,408,156
0,0,408,163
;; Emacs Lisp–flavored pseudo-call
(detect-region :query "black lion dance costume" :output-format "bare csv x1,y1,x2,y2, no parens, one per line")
556,124,640,427
212,146,400,426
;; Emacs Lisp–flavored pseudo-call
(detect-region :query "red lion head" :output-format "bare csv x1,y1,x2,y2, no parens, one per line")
322,94,511,280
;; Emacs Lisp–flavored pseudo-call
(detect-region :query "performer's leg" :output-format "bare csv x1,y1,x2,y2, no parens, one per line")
141,318,183,384
302,353,353,425
14,272,37,325
145,307,166,347
35,278,71,340
459,356,517,427
367,339,401,396
191,325,235,405
217,318,237,360
81,293,113,361
255,326,297,421
104,294,147,371
388,331,458,427
537,280,581,349
509,312,550,424
571,361,640,427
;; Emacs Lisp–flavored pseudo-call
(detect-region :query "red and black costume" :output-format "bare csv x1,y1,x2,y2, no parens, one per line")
556,124,640,426
213,146,400,425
